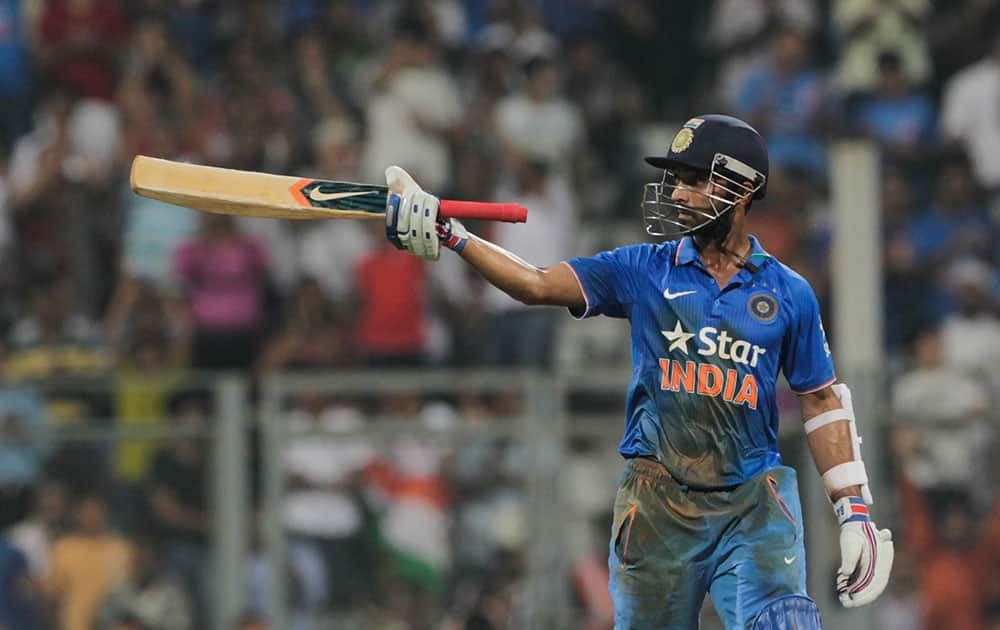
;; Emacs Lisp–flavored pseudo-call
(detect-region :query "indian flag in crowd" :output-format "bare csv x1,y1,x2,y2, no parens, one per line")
365,403,455,591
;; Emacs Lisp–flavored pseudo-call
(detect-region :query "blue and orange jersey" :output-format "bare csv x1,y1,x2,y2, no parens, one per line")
565,235,835,489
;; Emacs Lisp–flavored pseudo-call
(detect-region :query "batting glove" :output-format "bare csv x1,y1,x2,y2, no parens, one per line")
385,165,440,261
834,496,894,608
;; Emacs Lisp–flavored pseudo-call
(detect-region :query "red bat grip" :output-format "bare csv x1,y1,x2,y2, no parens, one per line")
440,199,527,223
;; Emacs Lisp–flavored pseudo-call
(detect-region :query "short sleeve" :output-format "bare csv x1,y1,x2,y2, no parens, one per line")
780,278,836,393
564,244,650,319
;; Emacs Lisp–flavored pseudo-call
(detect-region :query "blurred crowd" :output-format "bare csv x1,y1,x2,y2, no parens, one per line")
0,0,999,628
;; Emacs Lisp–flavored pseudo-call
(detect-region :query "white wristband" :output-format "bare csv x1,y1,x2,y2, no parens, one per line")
822,461,869,498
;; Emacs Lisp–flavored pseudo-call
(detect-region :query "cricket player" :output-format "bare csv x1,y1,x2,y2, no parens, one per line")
384,114,893,628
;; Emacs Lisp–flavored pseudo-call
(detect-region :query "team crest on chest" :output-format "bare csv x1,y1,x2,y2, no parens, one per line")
748,293,779,322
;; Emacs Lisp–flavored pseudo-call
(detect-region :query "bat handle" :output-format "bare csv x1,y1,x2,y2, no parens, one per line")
440,200,527,223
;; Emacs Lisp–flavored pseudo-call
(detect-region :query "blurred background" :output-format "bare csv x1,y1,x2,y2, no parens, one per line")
0,0,998,629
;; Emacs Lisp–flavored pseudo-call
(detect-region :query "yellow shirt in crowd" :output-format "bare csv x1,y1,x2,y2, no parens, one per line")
45,534,133,630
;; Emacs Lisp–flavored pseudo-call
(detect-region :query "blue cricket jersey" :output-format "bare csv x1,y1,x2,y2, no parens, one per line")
566,235,835,489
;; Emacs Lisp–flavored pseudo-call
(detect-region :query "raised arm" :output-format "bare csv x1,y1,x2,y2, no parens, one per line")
383,165,585,309
455,236,584,308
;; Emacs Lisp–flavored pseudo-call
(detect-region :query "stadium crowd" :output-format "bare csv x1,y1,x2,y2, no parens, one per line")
0,0,999,628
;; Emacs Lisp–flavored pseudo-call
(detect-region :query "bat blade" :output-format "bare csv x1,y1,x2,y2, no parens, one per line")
130,156,388,220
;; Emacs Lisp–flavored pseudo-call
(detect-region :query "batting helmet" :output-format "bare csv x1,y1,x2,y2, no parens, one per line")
642,114,769,238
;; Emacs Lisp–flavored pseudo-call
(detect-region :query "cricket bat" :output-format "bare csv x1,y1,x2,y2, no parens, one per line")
129,156,528,223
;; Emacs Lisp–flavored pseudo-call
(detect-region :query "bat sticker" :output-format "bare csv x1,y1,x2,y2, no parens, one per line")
289,179,388,213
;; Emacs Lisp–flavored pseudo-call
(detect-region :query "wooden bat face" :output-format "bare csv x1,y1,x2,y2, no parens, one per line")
129,155,527,223
130,156,388,220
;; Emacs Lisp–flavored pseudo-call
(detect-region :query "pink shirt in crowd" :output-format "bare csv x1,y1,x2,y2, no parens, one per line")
172,236,269,332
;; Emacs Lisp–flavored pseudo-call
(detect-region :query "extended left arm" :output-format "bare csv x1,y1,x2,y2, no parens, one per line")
799,384,894,608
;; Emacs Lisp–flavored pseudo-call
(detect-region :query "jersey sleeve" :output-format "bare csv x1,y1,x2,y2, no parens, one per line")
564,244,650,319
780,278,836,393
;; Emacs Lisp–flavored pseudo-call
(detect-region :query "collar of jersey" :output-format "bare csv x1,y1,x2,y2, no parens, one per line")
674,234,772,271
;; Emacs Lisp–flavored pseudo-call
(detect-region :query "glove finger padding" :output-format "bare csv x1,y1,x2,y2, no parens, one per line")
837,522,893,608
401,191,440,260
384,166,440,261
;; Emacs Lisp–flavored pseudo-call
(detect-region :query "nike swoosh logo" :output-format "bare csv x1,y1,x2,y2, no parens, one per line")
784,556,796,565
308,188,376,202
663,288,697,300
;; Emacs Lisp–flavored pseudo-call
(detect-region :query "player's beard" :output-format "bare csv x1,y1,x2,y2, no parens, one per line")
690,203,735,247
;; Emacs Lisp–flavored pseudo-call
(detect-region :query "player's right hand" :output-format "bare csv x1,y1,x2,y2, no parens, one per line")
385,165,441,260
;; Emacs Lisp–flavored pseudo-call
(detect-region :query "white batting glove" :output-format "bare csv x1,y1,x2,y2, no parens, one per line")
385,165,441,261
833,496,894,608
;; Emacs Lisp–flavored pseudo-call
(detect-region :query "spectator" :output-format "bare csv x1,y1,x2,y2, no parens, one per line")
831,0,931,97
480,159,575,367
365,396,454,612
106,279,189,529
4,274,111,494
7,479,69,581
703,0,819,108
282,393,374,610
5,271,107,379
171,213,271,370
0,372,50,522
852,51,936,156
255,277,351,377
882,167,926,350
44,492,133,630
360,17,462,191
243,512,327,630
941,29,1000,193
908,157,991,269
934,258,1000,388
352,223,430,366
493,54,584,173
925,0,1000,93
0,532,38,630
732,27,830,179
97,536,191,630
146,392,210,627
34,0,129,101
7,86,122,311
104,277,190,370
891,326,992,496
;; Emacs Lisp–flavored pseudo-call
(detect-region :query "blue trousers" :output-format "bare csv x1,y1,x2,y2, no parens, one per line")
609,458,813,629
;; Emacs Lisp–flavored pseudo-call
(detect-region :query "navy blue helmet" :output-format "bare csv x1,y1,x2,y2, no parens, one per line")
642,114,769,238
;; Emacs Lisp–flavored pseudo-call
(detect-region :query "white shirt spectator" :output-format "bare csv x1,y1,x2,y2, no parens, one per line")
283,406,373,539
483,173,576,312
940,313,1000,376
7,519,50,578
495,92,583,167
297,220,374,302
941,56,1000,189
362,65,462,191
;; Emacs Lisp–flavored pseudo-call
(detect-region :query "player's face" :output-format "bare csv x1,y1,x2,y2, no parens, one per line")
669,168,714,228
